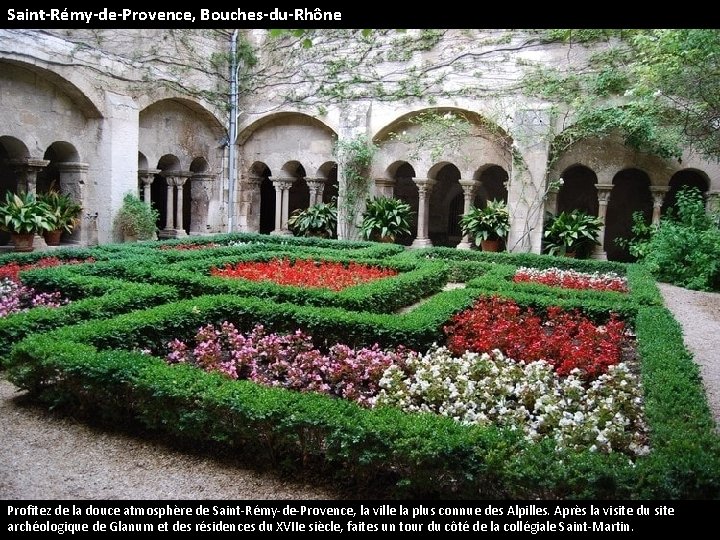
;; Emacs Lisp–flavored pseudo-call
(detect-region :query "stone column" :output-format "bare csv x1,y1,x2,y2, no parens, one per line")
411,178,435,248
8,158,50,249
650,186,669,225
162,175,175,233
592,183,614,260
138,169,160,207
9,158,49,195
173,175,189,237
190,173,217,235
305,178,326,206
56,162,90,245
457,179,480,250
270,177,294,235
374,177,396,199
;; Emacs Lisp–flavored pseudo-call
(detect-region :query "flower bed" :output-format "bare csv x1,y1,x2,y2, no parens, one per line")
163,309,646,457
0,256,94,283
210,257,398,291
166,322,410,407
0,278,67,318
513,266,629,293
378,346,648,456
444,296,629,379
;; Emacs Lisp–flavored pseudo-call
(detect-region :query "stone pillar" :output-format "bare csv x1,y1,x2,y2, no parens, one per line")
305,178,326,206
650,186,669,225
162,175,175,232
189,173,215,235
592,183,614,260
138,169,160,207
239,175,262,232
374,177,396,199
545,186,559,216
457,179,480,250
56,162,90,245
174,176,188,237
411,178,435,248
270,177,294,235
9,158,49,195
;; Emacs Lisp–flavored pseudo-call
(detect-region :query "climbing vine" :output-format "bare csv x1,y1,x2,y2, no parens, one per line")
333,135,378,240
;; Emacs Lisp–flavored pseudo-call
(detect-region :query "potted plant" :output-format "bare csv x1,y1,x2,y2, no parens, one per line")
543,209,603,258
0,190,55,252
113,193,160,242
459,199,510,251
359,196,413,243
287,200,338,238
38,189,83,246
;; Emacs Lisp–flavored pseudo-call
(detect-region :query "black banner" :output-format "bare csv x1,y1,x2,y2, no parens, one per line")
0,8,699,30
2,500,714,536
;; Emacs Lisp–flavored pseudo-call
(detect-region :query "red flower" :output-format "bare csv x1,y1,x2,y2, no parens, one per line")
210,258,397,291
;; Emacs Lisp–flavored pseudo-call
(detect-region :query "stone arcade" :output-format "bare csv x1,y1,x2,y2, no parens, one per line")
1,29,718,259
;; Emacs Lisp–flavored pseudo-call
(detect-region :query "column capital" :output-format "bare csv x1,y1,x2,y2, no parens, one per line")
55,161,90,174
270,176,295,189
412,178,436,195
595,182,615,193
9,157,50,172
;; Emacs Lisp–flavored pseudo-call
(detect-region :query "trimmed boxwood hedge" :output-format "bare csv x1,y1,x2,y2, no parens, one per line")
2,234,719,498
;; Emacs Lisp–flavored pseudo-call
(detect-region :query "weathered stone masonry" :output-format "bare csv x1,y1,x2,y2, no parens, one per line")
1,29,718,259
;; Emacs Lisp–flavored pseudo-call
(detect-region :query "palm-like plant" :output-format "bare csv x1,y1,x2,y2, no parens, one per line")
287,200,338,238
38,189,83,234
359,196,413,242
459,199,510,245
0,191,54,235
543,209,603,257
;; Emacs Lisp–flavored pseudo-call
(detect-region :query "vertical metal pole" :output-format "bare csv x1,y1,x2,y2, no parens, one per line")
227,30,239,232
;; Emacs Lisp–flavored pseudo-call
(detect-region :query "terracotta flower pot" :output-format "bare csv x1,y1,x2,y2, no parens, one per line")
480,239,501,252
44,229,63,246
11,232,35,252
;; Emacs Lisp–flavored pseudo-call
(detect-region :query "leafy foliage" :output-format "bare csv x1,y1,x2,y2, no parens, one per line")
359,196,413,242
0,191,54,235
543,210,603,258
287,200,338,238
459,199,510,244
113,193,160,240
629,186,720,291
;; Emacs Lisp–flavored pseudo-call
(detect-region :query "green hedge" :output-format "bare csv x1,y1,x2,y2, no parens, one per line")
2,234,718,498
7,296,718,498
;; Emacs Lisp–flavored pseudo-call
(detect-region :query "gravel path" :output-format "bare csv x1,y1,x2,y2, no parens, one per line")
1,282,718,499
657,282,720,431
0,379,340,500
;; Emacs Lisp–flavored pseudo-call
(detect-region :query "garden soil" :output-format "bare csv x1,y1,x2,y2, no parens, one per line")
1,282,718,499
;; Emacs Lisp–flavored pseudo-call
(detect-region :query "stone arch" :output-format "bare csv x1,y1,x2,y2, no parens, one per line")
391,162,418,246
37,141,81,194
605,168,653,262
151,154,182,236
556,164,599,217
661,169,710,217
238,112,337,235
0,136,30,196
427,161,463,247
316,161,339,205
371,107,512,181
473,164,509,208
250,162,274,234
